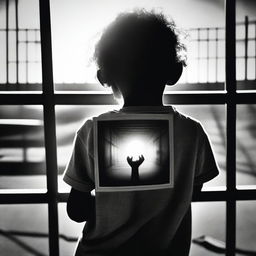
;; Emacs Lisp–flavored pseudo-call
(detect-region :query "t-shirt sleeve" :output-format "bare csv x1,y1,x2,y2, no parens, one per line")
194,122,220,185
63,123,95,192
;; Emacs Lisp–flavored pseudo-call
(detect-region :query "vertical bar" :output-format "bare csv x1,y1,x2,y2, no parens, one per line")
15,0,19,84
25,29,28,83
225,0,236,255
35,29,39,82
216,28,218,82
207,28,209,82
39,1,59,256
244,16,248,80
197,28,200,82
6,0,9,83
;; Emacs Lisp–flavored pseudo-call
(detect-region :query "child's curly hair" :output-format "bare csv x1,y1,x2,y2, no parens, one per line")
94,9,187,84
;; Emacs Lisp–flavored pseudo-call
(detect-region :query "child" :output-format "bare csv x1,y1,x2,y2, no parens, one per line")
63,9,219,256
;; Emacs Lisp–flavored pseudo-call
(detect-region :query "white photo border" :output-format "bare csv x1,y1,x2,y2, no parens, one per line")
93,113,174,192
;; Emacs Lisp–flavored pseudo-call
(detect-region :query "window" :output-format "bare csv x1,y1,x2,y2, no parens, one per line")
0,0,256,255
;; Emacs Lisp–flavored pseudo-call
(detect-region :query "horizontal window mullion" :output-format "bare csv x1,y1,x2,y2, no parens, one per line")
0,94,43,104
164,93,227,104
0,93,256,105
50,92,256,105
57,190,256,203
1,190,256,204
236,93,256,104
0,192,48,204
0,92,256,105
54,93,116,105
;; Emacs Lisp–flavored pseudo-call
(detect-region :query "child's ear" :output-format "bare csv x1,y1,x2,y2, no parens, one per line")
97,69,109,87
166,62,183,86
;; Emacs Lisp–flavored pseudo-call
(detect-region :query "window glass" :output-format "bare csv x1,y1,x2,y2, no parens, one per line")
236,201,256,255
0,105,46,189
56,105,116,191
0,204,48,256
58,203,84,256
173,105,226,188
236,1,256,90
50,0,225,91
0,0,42,89
236,105,256,187
191,202,226,256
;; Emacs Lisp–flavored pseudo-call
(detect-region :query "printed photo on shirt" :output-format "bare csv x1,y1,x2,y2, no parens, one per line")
93,114,174,192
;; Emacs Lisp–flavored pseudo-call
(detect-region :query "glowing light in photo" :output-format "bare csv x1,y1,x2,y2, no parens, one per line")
125,138,145,160
116,135,157,169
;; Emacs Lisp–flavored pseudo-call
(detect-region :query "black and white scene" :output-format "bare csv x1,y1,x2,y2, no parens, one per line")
96,119,172,190
0,0,256,256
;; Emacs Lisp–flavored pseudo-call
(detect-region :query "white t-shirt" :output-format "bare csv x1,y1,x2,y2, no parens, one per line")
63,105,219,256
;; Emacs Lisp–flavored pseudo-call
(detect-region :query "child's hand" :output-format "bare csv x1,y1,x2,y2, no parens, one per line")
127,155,145,168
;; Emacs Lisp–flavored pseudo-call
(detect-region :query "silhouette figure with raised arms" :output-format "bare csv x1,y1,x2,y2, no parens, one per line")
127,155,145,185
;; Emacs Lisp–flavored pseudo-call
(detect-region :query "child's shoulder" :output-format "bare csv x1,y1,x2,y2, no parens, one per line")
172,106,201,128
76,109,119,136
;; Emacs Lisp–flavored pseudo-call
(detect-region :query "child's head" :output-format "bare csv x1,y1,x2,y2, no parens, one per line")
94,9,186,105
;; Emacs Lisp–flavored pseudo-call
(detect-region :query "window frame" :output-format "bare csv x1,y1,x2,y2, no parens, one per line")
0,0,256,256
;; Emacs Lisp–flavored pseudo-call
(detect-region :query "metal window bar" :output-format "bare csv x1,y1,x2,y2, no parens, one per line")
6,0,9,84
245,16,248,81
197,28,200,82
39,0,59,255
0,0,256,256
15,0,19,84
215,27,218,82
26,29,28,83
225,1,236,255
206,28,209,82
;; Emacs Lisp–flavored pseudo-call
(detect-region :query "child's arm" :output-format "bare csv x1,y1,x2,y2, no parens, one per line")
67,188,95,223
192,184,203,200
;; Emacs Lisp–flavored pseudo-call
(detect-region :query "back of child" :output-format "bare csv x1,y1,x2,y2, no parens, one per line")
63,9,219,256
